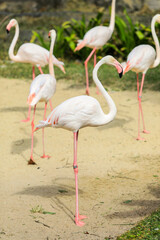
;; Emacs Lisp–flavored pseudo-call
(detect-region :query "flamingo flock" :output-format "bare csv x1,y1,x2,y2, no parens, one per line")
5,0,160,227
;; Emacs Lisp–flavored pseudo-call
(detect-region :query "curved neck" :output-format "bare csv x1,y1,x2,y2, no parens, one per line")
9,22,19,61
151,15,160,68
49,34,55,78
109,0,116,32
93,58,117,124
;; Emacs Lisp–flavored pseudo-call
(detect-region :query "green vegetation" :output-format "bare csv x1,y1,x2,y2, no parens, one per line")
0,58,160,91
1,9,160,91
116,208,160,240
30,205,56,215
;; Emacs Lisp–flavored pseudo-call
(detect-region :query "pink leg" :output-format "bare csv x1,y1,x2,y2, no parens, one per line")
28,105,37,165
139,73,149,134
21,66,36,123
84,47,96,95
94,51,100,95
41,103,51,159
136,74,149,141
73,131,87,227
21,105,31,123
38,66,43,74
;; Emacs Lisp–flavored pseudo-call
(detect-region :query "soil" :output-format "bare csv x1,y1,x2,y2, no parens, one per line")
0,77,160,240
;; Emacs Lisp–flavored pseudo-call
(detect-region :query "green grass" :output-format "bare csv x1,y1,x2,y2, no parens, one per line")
0,58,160,91
116,208,160,240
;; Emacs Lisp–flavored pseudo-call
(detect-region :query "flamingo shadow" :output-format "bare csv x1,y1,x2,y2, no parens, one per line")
105,184,160,220
16,182,83,223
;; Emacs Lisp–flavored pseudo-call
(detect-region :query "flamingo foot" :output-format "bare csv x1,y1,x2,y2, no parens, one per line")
21,117,30,123
78,214,87,220
75,214,87,226
136,136,145,141
41,154,51,159
86,89,89,96
28,158,36,165
143,130,150,134
75,218,85,227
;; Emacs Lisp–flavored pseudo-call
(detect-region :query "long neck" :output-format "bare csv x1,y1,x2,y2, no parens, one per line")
49,35,55,78
8,22,19,61
109,0,116,32
151,16,160,68
93,59,117,124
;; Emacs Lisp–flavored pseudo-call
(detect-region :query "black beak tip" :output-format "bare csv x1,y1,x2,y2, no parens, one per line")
48,36,50,39
6,29,10,34
119,70,123,78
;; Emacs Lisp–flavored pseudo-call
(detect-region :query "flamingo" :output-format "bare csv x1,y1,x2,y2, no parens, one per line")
74,0,116,95
6,18,65,122
34,55,123,226
123,14,160,140
27,29,57,165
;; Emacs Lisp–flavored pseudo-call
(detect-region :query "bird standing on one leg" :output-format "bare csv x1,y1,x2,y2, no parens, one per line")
6,19,65,122
34,55,123,226
123,14,160,140
27,29,57,165
74,0,116,95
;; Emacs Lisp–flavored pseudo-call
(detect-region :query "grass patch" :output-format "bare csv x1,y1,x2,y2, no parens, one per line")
0,58,160,91
30,205,56,215
116,208,160,240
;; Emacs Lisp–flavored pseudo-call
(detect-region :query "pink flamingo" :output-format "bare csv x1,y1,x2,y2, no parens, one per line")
34,55,123,226
27,29,57,165
74,0,116,95
123,14,160,140
6,19,65,122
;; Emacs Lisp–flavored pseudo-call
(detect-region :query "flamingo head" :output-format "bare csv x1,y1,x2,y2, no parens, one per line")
155,14,160,23
109,56,123,78
48,29,56,39
6,19,17,33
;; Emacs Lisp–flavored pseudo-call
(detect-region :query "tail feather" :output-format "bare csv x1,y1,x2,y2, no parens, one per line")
27,93,36,105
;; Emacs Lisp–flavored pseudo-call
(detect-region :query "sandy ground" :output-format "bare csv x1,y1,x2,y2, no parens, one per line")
0,77,160,240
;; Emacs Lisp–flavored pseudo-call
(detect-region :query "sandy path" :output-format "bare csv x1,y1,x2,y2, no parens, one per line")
0,77,160,240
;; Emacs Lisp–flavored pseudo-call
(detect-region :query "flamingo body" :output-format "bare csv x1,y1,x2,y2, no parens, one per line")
37,95,113,132
77,26,113,50
28,73,56,106
124,44,156,74
14,42,64,71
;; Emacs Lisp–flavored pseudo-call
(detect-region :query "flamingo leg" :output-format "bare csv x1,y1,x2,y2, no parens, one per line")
21,66,36,123
136,73,149,140
94,51,100,95
84,47,96,95
28,105,37,165
41,103,51,159
73,131,87,227
38,66,43,74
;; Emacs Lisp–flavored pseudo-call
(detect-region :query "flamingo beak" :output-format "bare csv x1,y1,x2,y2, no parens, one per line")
119,69,123,78
6,29,10,34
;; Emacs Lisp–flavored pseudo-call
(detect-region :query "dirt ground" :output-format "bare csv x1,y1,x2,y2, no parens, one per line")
0,77,160,240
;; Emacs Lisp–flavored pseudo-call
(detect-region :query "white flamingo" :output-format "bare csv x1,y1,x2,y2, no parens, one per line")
74,0,116,95
34,55,123,226
123,14,160,140
27,29,57,165
6,18,65,122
